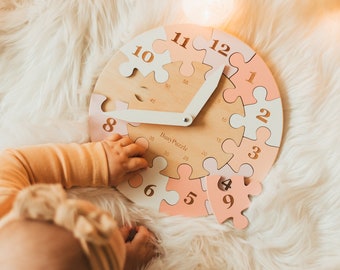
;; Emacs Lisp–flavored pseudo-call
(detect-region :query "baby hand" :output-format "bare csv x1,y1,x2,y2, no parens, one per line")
120,226,158,270
102,134,148,187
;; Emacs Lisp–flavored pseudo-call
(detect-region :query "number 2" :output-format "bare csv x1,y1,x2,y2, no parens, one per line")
256,108,271,123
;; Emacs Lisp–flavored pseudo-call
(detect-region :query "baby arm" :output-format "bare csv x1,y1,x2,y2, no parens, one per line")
0,134,148,217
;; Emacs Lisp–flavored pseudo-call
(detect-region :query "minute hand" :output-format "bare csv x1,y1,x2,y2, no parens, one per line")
103,110,193,126
184,65,225,119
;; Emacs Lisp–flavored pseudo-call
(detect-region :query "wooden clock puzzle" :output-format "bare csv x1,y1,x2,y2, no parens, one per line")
89,24,283,229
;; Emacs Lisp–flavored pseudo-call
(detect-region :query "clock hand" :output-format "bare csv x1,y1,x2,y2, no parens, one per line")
184,65,225,119
101,66,224,127
103,109,193,126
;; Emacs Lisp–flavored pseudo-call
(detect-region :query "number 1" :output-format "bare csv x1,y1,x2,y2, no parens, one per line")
247,72,256,83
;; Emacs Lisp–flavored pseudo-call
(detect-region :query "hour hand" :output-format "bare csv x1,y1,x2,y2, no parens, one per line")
103,109,193,127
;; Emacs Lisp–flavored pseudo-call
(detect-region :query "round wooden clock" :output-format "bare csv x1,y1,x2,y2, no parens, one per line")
89,24,283,228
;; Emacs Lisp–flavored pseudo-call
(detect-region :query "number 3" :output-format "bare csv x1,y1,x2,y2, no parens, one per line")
248,146,261,159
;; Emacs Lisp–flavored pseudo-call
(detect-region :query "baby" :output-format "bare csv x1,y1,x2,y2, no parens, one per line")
0,134,158,270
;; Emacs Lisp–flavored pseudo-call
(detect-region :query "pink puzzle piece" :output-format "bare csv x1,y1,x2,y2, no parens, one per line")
224,53,280,105
153,24,212,77
222,127,279,183
160,164,209,217
201,157,254,212
88,94,130,141
193,29,255,78
117,156,180,211
206,174,262,229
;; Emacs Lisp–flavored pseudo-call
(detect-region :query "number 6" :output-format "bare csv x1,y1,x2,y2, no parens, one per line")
144,185,156,197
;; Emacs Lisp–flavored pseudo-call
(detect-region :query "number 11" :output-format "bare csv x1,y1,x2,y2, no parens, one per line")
171,32,190,48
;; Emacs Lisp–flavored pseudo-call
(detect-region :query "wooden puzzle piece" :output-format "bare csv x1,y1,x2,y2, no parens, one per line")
206,174,262,229
222,127,279,183
224,53,280,105
93,52,153,114
229,86,283,147
117,156,179,211
88,94,130,141
193,29,255,78
127,61,244,179
153,24,212,77
119,26,171,83
125,61,208,112
160,164,209,217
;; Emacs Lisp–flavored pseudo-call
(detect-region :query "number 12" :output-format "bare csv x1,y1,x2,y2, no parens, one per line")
210,39,230,57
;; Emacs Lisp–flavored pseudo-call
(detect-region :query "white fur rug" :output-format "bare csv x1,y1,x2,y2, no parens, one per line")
1,0,339,269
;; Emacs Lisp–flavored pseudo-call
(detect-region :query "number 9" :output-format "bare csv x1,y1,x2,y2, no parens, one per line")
223,194,234,209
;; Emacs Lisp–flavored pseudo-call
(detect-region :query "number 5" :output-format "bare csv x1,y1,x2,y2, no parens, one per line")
184,191,197,205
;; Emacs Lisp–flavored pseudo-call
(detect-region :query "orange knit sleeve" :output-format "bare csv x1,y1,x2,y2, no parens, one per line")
0,142,110,218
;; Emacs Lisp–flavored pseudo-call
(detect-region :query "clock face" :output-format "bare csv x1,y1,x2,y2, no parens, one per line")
89,24,283,228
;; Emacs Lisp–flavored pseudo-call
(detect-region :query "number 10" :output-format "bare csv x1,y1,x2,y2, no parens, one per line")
132,46,154,63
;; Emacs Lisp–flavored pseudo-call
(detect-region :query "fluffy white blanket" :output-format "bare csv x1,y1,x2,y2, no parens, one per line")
1,0,339,269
